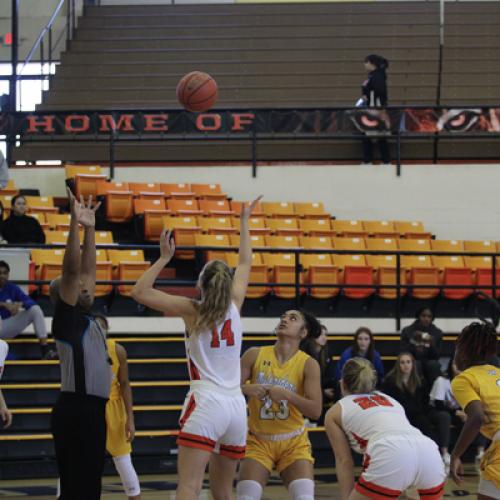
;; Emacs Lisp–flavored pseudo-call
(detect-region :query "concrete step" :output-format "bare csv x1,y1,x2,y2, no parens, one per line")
49,73,439,91
54,60,439,79
59,46,439,65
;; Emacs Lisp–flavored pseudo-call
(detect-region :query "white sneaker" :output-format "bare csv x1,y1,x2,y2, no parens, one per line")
442,452,451,474
475,450,484,473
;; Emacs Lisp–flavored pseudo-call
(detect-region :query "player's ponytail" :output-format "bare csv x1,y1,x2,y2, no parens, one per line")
192,260,233,335
342,358,377,394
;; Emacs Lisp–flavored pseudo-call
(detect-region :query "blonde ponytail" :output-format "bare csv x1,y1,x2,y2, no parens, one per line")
342,358,377,394
192,260,233,334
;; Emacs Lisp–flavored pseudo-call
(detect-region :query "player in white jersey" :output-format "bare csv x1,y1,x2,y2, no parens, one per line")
325,358,446,500
132,196,261,500
0,339,12,428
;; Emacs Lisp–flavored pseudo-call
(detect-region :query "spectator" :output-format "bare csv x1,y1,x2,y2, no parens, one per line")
2,194,45,244
382,353,436,441
401,307,443,384
430,358,486,468
360,54,391,165
0,260,55,359
335,327,384,384
0,339,12,428
301,323,336,408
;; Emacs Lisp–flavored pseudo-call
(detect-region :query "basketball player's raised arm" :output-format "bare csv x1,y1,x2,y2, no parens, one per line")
240,347,268,398
116,343,135,442
232,196,262,311
59,189,84,305
268,357,322,420
325,404,354,500
79,195,101,303
131,229,195,320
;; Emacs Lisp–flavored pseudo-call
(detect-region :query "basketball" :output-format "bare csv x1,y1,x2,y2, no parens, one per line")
176,71,218,112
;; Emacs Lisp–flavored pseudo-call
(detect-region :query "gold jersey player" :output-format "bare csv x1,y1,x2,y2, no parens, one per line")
451,322,500,499
237,310,322,500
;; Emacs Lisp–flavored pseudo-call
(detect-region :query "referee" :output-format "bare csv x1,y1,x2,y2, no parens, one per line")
50,190,112,499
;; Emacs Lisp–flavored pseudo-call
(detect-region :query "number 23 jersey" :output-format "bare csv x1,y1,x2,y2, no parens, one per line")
185,302,242,390
248,346,310,436
339,392,418,454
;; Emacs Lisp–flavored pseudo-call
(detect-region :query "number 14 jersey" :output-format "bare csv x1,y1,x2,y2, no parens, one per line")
185,302,242,390
248,346,310,436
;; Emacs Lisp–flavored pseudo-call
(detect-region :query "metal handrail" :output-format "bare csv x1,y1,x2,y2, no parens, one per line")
18,0,66,76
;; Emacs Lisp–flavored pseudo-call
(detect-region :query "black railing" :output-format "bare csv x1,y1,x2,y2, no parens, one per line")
5,243,500,331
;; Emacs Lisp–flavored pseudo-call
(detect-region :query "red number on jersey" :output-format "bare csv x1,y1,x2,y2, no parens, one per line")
211,319,235,348
354,395,393,410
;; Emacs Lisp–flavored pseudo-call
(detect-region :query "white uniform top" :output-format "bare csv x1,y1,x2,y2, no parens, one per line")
339,391,421,454
185,302,242,390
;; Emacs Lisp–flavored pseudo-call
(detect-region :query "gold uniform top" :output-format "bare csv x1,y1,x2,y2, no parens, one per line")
248,346,310,436
107,339,121,401
451,364,500,440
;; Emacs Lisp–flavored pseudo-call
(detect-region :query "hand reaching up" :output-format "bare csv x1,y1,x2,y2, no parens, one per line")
67,188,101,228
241,195,263,220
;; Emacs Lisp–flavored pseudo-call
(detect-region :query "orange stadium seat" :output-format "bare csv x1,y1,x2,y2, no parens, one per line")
75,174,108,199
129,182,163,197
365,238,399,252
294,202,328,219
475,268,500,298
199,199,233,216
231,216,270,235
402,255,439,299
65,164,102,179
224,252,269,298
230,200,265,217
118,261,150,297
95,249,109,262
191,183,226,200
331,220,367,238
265,235,300,249
104,191,134,223
262,252,298,299
163,216,201,260
95,262,113,297
366,255,407,299
198,216,237,235
25,196,58,215
333,237,366,251
167,199,203,216
464,240,495,254
398,238,432,253
0,179,19,197
160,183,194,199
229,234,266,249
96,181,129,196
300,236,334,250
46,213,71,230
333,255,373,299
262,201,295,218
134,199,167,214
31,249,65,295
442,267,474,300
431,239,464,253
194,234,231,262
395,221,432,239
107,249,146,269
266,218,301,236
95,231,115,245
363,220,398,238
301,254,339,299
133,199,170,241
299,219,335,236
45,230,83,245
464,256,493,270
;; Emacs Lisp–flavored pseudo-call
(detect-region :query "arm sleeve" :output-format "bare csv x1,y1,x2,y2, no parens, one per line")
451,373,480,411
12,284,36,309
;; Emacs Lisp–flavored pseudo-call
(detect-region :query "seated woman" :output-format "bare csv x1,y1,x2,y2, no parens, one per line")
2,195,45,244
335,327,384,385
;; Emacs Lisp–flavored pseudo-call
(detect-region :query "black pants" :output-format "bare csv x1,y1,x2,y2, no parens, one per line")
363,137,390,163
51,393,107,500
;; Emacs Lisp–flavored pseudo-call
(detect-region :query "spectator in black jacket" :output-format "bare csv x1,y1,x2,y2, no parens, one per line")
360,54,391,165
401,307,443,384
382,352,436,440
301,323,335,420
2,195,45,244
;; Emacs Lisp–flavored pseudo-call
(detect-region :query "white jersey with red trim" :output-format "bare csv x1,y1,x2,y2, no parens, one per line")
185,302,242,390
339,391,419,454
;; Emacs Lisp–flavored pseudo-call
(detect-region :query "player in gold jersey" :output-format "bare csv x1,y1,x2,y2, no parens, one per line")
236,310,322,500
451,322,500,499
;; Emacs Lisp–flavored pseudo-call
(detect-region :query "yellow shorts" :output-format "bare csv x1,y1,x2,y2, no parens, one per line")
106,398,131,458
481,440,500,490
245,430,314,474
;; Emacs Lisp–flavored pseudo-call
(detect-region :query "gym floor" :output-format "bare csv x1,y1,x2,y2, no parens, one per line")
0,466,480,498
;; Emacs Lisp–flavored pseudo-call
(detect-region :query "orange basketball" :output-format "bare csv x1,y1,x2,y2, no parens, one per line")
176,71,218,113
